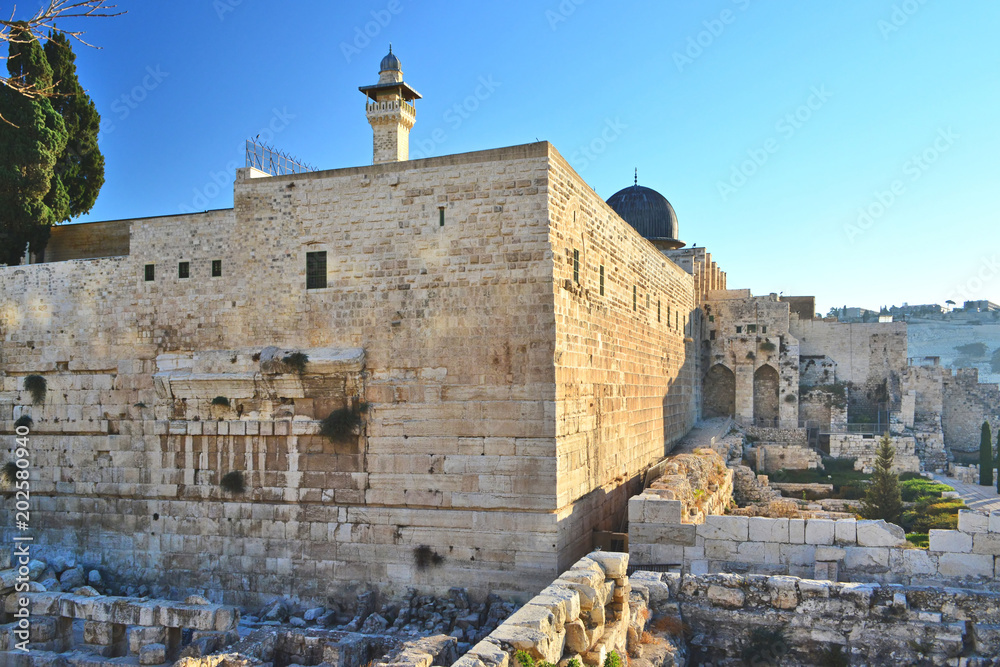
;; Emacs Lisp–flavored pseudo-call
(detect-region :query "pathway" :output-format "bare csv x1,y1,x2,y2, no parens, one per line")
932,473,1000,514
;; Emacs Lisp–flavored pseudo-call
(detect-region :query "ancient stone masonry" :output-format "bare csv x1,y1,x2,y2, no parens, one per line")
632,570,1000,665
827,433,920,472
631,502,1000,587
0,142,700,603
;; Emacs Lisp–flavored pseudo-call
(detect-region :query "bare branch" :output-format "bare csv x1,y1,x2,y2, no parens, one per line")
1,1,124,50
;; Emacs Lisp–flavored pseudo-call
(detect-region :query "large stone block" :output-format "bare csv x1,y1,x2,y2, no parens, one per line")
644,499,683,524
958,510,988,533
843,547,889,570
587,551,628,578
128,626,166,655
971,533,1000,556
748,517,788,543
706,585,744,608
629,523,696,547
937,552,994,578
699,515,749,541
990,510,1000,533
788,518,805,544
902,549,937,576
834,519,856,545
929,529,972,553
805,519,836,545
779,544,816,566
856,520,906,547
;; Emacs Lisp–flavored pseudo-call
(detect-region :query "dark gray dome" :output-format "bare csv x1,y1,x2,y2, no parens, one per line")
380,46,401,72
606,184,684,249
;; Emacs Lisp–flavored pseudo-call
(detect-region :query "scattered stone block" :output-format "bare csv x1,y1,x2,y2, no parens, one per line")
129,626,166,655
140,643,166,665
856,520,906,547
587,551,628,578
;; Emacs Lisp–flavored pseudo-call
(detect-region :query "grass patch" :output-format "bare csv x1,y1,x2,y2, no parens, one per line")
901,497,965,533
24,375,46,405
219,470,246,494
906,532,929,548
900,477,953,502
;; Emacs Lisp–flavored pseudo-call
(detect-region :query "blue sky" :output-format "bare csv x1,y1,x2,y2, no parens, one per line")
30,1,1000,314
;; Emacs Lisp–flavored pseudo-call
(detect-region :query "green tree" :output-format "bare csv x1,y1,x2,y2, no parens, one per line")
0,24,68,266
996,427,1000,493
980,421,993,486
859,434,903,525
43,31,104,222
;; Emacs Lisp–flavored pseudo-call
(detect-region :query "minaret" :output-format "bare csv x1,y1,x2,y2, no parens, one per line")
359,45,422,164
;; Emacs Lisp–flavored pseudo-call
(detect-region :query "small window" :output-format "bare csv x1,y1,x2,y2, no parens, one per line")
178,262,190,279
599,265,604,296
306,251,327,289
439,207,445,227
633,286,637,311
761,325,767,334
144,264,155,281
748,324,757,333
657,300,661,323
573,249,579,284
736,326,742,334
668,304,671,325
710,330,717,340
212,260,222,277
709,314,715,322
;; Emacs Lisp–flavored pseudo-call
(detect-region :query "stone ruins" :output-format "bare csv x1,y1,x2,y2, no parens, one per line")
1,48,999,664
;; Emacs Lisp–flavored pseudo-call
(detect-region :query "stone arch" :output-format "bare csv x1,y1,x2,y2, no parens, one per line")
704,364,735,418
753,364,780,425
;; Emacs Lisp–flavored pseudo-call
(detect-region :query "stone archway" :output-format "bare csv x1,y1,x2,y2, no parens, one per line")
753,364,780,424
704,364,736,418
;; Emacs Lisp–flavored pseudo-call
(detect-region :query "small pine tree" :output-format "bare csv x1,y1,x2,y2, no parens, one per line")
980,421,993,486
996,428,999,493
859,434,903,525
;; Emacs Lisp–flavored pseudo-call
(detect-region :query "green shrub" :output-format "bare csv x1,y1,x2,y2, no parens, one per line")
319,403,369,442
901,497,965,533
220,471,246,494
906,532,929,548
283,351,309,374
24,375,46,405
211,396,230,407
1,462,19,485
822,457,857,474
603,650,623,667
900,478,953,501
13,415,33,429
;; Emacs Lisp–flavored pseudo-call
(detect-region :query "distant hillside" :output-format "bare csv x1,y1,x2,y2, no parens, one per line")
906,316,1000,385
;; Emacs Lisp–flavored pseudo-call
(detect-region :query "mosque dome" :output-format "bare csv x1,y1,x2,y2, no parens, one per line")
380,46,401,72
606,181,685,249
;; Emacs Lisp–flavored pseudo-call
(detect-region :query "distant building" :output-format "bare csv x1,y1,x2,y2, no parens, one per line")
963,300,1000,312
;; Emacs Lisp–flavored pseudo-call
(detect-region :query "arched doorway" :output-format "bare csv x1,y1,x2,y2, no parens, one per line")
753,364,779,425
704,364,735,418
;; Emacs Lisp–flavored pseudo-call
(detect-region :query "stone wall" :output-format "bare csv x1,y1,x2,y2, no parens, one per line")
39,219,131,263
0,142,699,605
827,433,920,472
630,500,1000,587
788,320,907,389
632,449,734,527
942,367,1000,455
633,570,1000,665
754,445,821,473
451,551,642,667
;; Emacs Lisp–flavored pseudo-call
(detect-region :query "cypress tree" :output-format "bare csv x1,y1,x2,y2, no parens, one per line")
859,434,903,525
995,427,999,493
0,24,67,265
43,31,105,222
980,421,992,486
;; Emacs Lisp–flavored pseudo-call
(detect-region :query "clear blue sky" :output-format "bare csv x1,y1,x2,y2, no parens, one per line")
34,1,1000,315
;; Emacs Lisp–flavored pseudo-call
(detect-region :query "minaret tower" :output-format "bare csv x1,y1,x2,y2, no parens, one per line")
359,45,422,164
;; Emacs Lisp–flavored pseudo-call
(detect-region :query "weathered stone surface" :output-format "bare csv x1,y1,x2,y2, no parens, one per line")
814,546,846,562
804,519,836,545
958,510,989,533
766,576,799,609
699,516,748,542
901,549,937,575
140,643,166,665
971,532,1000,556
748,517,788,543
844,547,889,570
588,551,628,578
706,585,744,608
929,529,973,553
564,618,588,653
788,518,805,544
937,552,994,578
856,520,906,547
834,518,856,545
